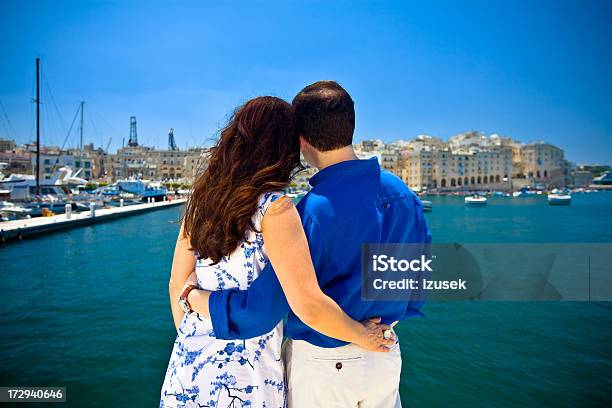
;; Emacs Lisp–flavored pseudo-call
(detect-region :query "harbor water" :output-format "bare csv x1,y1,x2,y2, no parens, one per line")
0,192,611,407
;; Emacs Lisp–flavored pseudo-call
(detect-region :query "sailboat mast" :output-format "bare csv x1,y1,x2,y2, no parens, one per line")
79,101,84,157
35,57,40,198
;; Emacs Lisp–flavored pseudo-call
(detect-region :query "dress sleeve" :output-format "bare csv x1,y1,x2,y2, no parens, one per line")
253,191,284,229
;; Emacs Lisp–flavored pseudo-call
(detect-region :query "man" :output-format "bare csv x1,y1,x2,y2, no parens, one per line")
197,81,431,407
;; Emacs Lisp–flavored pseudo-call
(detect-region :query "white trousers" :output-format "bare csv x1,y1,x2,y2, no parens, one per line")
284,339,402,408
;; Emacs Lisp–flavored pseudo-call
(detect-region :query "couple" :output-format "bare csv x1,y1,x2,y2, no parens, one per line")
160,81,431,408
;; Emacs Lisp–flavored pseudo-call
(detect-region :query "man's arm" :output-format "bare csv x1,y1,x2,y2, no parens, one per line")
188,261,289,339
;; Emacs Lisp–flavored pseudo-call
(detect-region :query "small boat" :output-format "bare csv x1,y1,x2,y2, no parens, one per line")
141,186,167,202
117,177,168,202
548,194,571,205
0,201,33,221
465,195,487,206
421,200,432,212
592,171,612,186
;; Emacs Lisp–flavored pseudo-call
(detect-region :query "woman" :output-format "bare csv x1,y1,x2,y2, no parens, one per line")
161,96,393,407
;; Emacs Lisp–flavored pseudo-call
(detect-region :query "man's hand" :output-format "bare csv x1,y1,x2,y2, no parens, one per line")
353,317,396,353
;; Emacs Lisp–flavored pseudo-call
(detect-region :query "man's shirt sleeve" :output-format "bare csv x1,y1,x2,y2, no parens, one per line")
403,196,432,319
207,209,326,340
208,262,289,339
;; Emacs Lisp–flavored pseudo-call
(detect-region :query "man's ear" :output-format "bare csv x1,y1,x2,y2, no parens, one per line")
299,135,308,150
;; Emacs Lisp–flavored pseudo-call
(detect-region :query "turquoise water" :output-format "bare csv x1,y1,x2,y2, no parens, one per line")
0,192,611,407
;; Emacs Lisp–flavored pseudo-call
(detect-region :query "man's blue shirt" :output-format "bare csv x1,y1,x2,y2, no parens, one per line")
208,158,432,347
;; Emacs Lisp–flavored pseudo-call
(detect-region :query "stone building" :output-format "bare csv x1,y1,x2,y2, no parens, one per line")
519,142,566,187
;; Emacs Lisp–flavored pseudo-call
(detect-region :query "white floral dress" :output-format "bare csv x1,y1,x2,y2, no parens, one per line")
160,192,285,408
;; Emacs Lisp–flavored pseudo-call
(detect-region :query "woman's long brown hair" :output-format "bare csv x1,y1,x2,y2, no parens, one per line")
183,96,301,264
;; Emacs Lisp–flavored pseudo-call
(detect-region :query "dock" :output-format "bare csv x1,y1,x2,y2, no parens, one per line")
0,199,187,243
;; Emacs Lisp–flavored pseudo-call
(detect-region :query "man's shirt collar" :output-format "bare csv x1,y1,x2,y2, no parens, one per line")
309,157,380,187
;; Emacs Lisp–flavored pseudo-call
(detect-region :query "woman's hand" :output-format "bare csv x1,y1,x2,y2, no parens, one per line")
186,287,212,318
184,271,198,288
353,317,396,353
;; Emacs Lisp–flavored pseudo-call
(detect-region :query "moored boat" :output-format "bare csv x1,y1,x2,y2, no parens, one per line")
592,171,612,186
0,201,32,221
116,176,168,202
465,195,487,206
421,200,432,211
548,194,571,205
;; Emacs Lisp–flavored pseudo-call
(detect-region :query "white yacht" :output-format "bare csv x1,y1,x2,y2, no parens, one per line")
116,176,167,202
465,195,487,206
548,194,571,205
592,171,612,186
0,201,32,221
0,167,87,201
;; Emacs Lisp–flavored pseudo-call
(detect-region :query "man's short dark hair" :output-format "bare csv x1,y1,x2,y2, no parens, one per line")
292,80,355,151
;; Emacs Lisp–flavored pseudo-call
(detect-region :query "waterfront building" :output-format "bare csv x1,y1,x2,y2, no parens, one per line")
109,145,157,180
380,150,400,173
31,150,94,180
150,149,191,180
0,138,17,152
572,170,593,187
0,150,31,175
395,133,513,191
109,145,209,183
181,148,209,181
408,135,447,151
429,147,512,191
356,139,385,152
399,147,434,191
81,143,111,180
519,142,566,187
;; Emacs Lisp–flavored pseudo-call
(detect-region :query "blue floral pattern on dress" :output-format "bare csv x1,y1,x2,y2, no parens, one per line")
161,192,285,408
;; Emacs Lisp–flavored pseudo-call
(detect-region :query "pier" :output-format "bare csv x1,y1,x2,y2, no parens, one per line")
0,199,186,243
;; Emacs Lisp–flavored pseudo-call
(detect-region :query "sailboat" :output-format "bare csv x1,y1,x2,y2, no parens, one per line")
0,58,88,215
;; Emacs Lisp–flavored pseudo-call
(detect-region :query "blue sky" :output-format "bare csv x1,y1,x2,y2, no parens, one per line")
0,0,610,163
